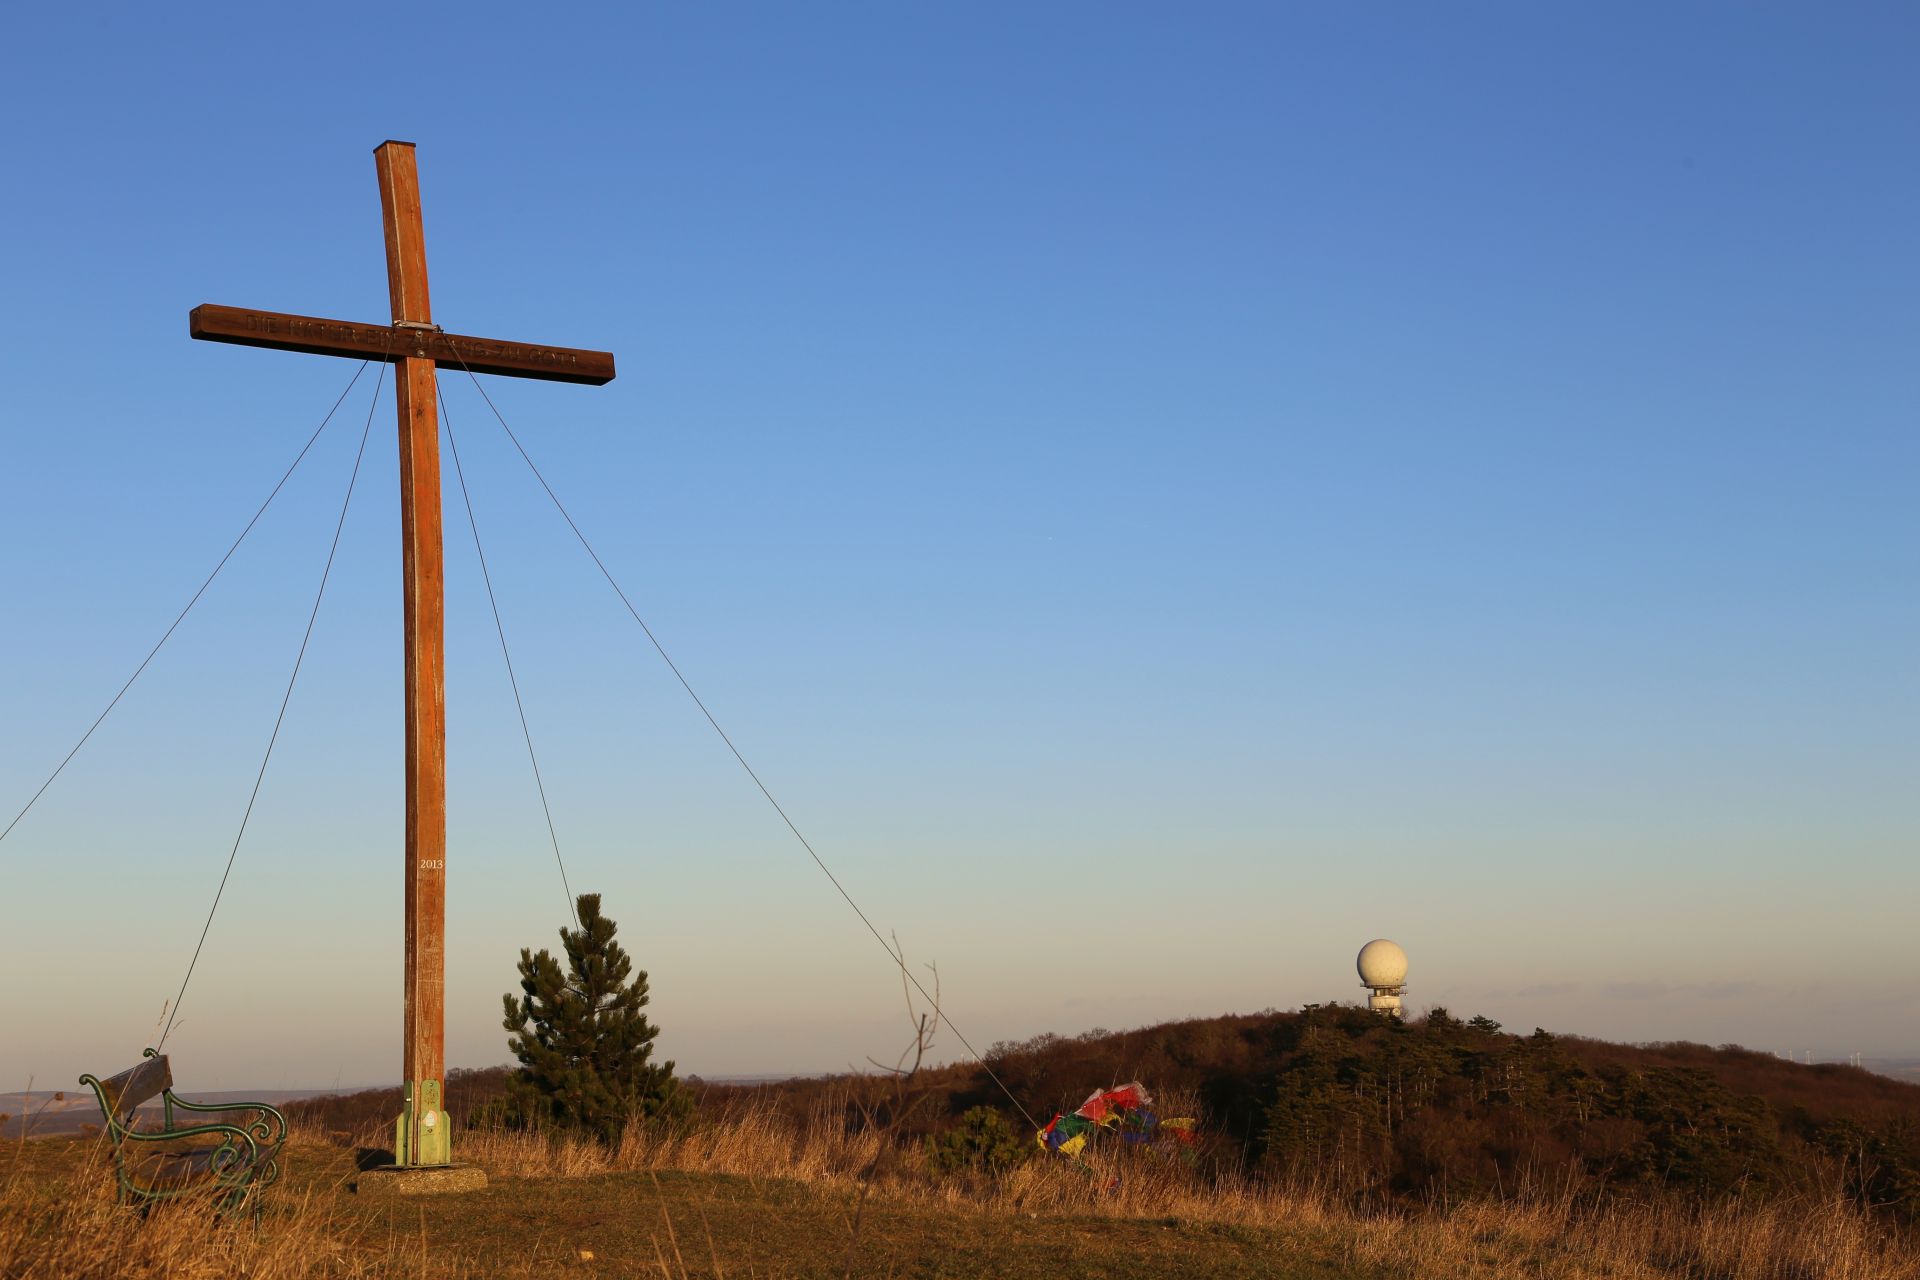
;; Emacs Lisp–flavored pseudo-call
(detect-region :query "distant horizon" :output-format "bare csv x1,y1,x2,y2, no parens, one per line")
12,1007,1920,1103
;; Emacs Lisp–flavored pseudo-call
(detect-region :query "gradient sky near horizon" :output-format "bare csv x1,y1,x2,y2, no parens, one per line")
2,4,1916,1093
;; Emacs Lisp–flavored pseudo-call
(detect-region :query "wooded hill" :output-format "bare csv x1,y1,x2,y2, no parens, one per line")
287,1005,1920,1219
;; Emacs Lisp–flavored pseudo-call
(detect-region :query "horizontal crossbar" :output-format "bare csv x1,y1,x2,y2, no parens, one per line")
189,304,616,385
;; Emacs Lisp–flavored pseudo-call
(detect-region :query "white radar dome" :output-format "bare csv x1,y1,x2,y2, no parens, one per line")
1357,939,1409,989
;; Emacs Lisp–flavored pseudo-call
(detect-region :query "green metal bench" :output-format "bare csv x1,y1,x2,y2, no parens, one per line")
78,1049,287,1218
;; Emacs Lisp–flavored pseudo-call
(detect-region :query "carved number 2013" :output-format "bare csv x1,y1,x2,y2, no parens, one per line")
418,859,444,870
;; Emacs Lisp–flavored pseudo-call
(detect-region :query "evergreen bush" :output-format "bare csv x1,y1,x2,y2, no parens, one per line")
488,893,690,1143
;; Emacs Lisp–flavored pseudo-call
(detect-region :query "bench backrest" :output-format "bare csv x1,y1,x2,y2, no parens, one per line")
94,1055,172,1122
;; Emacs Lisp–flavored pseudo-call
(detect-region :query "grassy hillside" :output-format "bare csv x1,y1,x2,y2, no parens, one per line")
280,1004,1920,1236
692,1005,1920,1218
8,1113,1915,1278
4,1135,1362,1279
16,1001,1920,1278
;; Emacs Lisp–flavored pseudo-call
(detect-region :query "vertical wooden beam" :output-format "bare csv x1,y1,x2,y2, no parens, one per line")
374,140,449,1166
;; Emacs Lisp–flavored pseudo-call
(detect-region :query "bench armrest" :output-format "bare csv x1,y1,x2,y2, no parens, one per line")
166,1093,289,1149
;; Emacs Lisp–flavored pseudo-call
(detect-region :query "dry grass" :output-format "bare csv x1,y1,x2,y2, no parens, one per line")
459,1094,890,1187
450,1097,1920,1279
1345,1192,1917,1280
7,1103,1917,1279
0,1137,444,1279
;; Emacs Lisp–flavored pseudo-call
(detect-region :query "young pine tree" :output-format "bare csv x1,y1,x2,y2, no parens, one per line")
499,893,689,1143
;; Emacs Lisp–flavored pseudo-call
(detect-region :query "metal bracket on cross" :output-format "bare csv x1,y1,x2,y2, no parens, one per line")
396,1078,450,1166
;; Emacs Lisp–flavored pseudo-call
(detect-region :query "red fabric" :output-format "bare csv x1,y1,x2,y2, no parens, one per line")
1074,1081,1150,1122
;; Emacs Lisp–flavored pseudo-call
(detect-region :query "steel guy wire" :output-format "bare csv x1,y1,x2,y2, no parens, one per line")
159,360,386,1050
1,363,373,852
436,374,579,928
439,346,1042,1133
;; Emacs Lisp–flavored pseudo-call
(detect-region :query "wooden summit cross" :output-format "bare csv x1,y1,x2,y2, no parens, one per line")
190,141,615,1169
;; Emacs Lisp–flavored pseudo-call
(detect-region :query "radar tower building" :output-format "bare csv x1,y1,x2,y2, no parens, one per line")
1357,939,1409,1018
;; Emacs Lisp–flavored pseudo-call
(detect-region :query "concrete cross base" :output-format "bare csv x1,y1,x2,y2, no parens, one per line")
354,1164,489,1196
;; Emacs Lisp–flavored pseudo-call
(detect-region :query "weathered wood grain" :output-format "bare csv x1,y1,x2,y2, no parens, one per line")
96,1056,172,1118
376,140,448,1170
189,304,616,385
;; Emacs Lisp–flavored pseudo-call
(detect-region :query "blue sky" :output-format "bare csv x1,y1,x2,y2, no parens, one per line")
2,4,1916,1092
